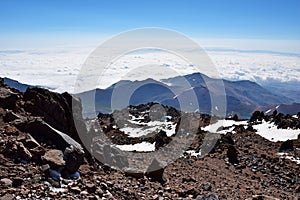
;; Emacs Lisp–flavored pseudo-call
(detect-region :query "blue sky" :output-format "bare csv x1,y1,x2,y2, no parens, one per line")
0,0,299,48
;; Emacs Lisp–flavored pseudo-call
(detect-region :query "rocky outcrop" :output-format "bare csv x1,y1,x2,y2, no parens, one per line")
22,88,87,144
16,118,83,152
92,143,129,169
145,158,166,183
0,87,19,110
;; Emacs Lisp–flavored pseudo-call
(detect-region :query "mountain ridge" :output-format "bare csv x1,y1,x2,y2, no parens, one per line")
77,72,295,118
2,74,297,118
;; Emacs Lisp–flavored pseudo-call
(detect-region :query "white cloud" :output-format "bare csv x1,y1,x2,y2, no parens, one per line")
0,40,300,93
207,50,300,83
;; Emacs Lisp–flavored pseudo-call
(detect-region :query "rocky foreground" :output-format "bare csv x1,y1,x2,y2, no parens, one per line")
0,78,299,200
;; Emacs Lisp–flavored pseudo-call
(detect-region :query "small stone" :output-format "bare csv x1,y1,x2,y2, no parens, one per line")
79,164,91,175
100,182,108,190
80,191,89,196
86,183,96,193
124,168,144,179
0,194,14,200
41,164,50,172
0,178,13,187
12,177,23,187
70,186,81,194
203,184,212,191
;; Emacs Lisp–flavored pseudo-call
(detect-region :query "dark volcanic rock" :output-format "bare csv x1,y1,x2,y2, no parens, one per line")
16,119,83,151
23,88,87,146
3,111,24,123
227,145,239,164
2,140,32,161
145,158,166,182
279,140,294,152
197,194,219,200
63,145,84,174
124,168,144,179
0,87,19,110
250,111,265,122
154,130,172,150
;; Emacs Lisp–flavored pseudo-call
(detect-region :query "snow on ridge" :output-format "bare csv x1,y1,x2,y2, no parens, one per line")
265,109,272,114
185,150,202,157
278,153,300,165
115,141,155,152
120,114,177,138
201,119,248,134
253,120,300,142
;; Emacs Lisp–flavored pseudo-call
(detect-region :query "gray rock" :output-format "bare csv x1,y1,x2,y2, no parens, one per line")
124,167,144,179
0,87,19,110
196,194,219,200
42,149,65,169
0,178,13,187
63,145,84,174
145,158,166,182
16,119,83,152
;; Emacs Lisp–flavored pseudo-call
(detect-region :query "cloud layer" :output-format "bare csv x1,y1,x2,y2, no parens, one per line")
0,46,299,93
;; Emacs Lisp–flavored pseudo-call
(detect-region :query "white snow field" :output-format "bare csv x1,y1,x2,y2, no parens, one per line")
252,120,300,142
201,119,248,134
115,141,156,152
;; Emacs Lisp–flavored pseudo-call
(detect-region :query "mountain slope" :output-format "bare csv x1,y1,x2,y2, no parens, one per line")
77,73,294,118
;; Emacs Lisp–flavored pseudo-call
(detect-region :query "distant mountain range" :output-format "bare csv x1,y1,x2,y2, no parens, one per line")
3,74,299,118
77,73,298,118
3,77,54,92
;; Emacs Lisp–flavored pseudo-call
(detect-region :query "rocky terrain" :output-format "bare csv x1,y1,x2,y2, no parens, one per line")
0,77,299,200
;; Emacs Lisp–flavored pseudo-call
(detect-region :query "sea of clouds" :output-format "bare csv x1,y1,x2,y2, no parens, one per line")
0,44,300,96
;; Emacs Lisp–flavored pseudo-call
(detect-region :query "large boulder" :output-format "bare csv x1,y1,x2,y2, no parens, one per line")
145,158,166,182
16,118,83,152
227,145,239,164
279,140,294,152
42,149,65,169
22,88,87,146
92,143,129,169
63,145,84,174
155,130,171,150
0,87,19,110
42,147,84,178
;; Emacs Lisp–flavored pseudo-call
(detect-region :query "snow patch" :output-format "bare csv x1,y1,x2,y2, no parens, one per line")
115,142,155,152
202,119,248,134
120,114,177,137
265,109,272,114
253,120,300,142
185,150,202,157
278,153,300,165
